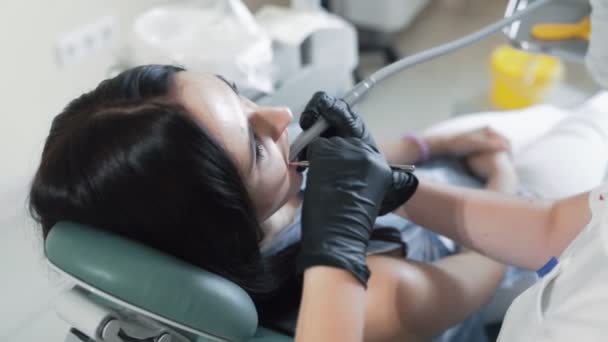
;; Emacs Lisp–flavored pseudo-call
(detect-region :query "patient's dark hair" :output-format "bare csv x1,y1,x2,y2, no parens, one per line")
29,65,300,319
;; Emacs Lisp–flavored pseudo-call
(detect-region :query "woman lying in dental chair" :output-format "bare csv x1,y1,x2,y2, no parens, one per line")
29,64,608,342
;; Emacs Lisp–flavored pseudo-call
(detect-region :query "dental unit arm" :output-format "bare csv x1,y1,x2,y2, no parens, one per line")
289,0,562,162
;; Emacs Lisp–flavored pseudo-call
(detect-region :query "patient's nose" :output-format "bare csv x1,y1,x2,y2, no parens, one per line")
252,107,293,141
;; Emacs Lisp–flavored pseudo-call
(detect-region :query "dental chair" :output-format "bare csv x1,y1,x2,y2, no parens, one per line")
47,221,293,342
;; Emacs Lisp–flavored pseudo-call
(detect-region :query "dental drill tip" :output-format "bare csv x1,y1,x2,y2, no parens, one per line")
290,161,415,172
289,161,310,167
390,164,416,172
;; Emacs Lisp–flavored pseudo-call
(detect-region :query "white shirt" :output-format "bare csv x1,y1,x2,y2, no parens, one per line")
497,182,608,341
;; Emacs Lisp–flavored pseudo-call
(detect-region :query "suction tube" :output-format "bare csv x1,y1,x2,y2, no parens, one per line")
289,0,553,161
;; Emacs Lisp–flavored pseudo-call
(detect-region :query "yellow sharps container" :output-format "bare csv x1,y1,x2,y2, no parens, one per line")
490,45,564,109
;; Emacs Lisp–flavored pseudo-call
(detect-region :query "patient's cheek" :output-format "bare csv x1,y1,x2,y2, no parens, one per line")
251,168,295,220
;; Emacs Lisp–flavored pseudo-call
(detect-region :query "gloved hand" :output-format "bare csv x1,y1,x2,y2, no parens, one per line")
297,137,393,286
300,91,378,148
300,91,418,215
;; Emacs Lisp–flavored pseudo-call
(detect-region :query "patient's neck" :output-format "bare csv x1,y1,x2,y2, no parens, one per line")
260,194,302,245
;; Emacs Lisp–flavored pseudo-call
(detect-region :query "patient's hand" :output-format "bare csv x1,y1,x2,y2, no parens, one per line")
382,127,510,165
426,127,509,158
466,151,514,180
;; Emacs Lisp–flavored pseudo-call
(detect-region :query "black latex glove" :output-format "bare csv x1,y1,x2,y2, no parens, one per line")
300,91,378,148
300,91,418,215
297,137,393,286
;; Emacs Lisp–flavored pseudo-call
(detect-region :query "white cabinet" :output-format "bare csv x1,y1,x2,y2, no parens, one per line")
329,0,430,33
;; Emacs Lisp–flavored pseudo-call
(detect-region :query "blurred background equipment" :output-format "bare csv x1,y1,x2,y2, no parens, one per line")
131,0,275,94
531,16,590,41
326,0,429,69
130,0,358,116
253,0,358,114
504,0,591,62
490,45,564,109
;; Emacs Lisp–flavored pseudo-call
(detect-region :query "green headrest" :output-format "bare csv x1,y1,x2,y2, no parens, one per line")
46,221,259,341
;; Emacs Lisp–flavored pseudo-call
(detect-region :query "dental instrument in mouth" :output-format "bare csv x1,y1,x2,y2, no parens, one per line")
290,161,416,173
288,0,553,162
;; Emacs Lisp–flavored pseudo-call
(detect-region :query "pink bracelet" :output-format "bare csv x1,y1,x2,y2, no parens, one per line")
402,134,430,163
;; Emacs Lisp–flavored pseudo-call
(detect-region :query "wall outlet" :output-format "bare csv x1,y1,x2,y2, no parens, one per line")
55,16,117,67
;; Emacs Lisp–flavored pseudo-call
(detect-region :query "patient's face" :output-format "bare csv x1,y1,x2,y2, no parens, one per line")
173,72,303,221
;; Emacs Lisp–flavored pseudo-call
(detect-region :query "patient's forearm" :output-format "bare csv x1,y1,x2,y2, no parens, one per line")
381,136,444,165
401,181,551,269
399,181,590,269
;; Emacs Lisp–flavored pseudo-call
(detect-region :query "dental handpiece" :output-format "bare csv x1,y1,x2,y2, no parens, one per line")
288,0,553,162
291,160,416,173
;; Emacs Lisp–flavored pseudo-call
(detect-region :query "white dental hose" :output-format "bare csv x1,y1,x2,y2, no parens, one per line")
289,0,554,161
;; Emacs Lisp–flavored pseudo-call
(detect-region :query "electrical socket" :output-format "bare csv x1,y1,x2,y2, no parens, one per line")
55,16,117,68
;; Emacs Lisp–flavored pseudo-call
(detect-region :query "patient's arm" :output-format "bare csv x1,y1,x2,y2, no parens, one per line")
381,127,509,165
398,147,591,270
466,150,518,195
398,176,591,270
365,251,505,341
364,151,512,340
296,267,366,342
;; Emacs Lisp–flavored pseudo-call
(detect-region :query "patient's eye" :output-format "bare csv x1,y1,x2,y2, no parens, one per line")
254,135,265,161
216,75,239,95
228,81,239,94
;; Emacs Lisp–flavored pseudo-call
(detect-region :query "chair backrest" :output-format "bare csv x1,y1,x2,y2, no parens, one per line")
46,221,260,341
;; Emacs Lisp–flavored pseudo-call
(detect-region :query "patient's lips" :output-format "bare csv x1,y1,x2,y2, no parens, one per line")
289,161,308,173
